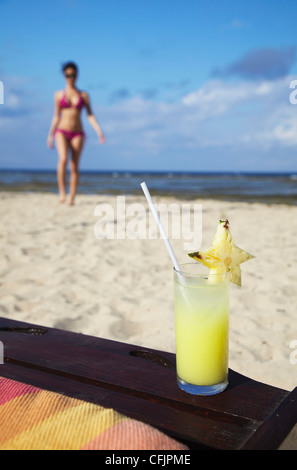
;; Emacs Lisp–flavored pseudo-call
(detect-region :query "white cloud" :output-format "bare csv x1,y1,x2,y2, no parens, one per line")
97,76,297,154
1,72,296,171
182,79,252,110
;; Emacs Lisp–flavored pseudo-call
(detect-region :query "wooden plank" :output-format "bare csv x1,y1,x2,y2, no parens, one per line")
241,386,297,450
0,317,296,450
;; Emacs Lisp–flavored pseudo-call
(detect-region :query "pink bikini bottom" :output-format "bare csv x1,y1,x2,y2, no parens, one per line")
55,128,85,142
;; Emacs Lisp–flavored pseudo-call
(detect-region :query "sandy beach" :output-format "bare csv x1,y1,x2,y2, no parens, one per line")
1,191,296,448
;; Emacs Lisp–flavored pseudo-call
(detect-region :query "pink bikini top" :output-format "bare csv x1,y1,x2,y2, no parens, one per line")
59,91,85,110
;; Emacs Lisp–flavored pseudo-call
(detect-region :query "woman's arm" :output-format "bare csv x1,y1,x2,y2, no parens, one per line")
47,92,61,148
83,92,105,144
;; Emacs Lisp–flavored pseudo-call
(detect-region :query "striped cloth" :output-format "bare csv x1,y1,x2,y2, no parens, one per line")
0,376,188,450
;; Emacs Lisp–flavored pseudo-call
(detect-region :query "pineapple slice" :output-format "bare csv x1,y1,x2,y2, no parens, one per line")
188,219,254,286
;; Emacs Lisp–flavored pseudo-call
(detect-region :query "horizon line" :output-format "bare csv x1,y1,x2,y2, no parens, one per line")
0,168,296,176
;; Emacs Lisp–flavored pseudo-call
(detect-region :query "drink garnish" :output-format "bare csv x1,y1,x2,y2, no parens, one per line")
188,219,254,286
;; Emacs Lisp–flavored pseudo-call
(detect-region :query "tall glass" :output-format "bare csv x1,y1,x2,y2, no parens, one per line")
174,263,230,396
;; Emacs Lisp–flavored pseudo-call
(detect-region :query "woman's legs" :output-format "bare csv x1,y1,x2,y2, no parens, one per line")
55,132,69,203
69,135,84,205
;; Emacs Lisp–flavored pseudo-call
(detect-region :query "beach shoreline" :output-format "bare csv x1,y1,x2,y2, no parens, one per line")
0,169,296,206
1,191,296,448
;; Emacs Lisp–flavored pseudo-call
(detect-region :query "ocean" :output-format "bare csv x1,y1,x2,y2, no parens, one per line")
0,170,296,205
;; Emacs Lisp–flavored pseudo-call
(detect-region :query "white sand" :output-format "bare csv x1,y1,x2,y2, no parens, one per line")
1,191,296,448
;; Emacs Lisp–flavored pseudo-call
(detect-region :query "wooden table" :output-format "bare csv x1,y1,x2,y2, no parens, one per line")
0,317,296,450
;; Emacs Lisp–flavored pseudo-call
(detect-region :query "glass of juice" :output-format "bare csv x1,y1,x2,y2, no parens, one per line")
174,263,230,396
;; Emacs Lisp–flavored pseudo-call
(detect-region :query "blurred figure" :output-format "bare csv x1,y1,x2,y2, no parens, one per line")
47,62,105,205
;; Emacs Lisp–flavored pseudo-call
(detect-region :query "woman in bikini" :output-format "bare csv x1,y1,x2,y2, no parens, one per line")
47,62,105,205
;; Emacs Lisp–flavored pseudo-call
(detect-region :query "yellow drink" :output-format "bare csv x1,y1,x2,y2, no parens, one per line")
174,264,229,395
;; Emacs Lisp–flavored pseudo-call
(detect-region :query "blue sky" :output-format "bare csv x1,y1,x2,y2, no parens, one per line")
0,0,297,172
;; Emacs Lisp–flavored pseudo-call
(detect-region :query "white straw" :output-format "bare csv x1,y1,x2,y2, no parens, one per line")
141,182,192,309
140,182,181,271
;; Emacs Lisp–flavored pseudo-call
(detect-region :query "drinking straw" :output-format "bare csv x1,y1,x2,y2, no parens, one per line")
140,182,181,271
141,182,192,309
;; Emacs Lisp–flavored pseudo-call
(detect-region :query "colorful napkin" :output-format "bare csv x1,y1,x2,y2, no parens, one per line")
0,376,188,450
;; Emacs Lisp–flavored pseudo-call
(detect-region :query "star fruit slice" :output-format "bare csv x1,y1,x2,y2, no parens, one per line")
188,219,254,286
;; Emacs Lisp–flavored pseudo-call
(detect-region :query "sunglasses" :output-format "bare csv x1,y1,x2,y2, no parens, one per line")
65,73,76,79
